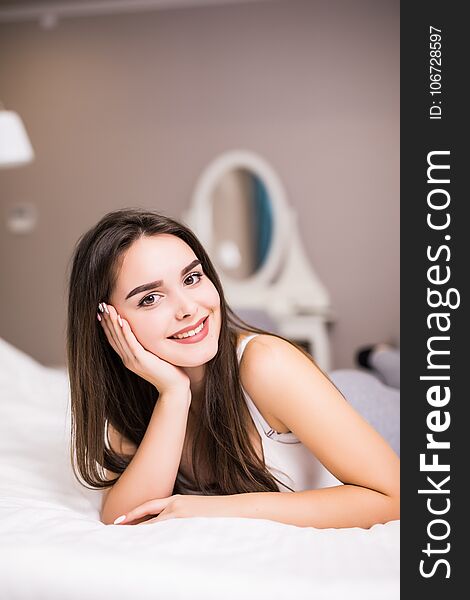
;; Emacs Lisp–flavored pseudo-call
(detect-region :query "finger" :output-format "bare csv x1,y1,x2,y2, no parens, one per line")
127,515,159,525
115,496,173,524
101,318,126,362
99,313,121,357
138,516,160,525
99,303,120,350
106,306,141,367
101,303,130,362
153,510,175,522
119,317,151,362
139,518,158,525
140,512,173,524
138,505,175,524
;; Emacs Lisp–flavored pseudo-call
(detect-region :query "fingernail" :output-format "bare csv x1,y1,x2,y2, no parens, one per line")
97,313,102,322
103,303,110,315
114,515,126,525
98,303,104,313
118,315,123,328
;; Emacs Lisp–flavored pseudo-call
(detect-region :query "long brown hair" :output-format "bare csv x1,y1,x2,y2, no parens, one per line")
66,208,331,495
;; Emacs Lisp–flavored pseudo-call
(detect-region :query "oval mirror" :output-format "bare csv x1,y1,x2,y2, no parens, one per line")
186,150,290,289
211,167,273,279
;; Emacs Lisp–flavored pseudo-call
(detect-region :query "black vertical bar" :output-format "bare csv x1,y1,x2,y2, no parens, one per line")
401,1,466,596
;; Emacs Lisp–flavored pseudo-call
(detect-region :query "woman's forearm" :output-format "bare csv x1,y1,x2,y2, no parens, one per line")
101,387,191,525
224,485,400,529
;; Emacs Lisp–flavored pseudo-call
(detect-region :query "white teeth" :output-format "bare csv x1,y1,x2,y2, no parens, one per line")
172,319,205,339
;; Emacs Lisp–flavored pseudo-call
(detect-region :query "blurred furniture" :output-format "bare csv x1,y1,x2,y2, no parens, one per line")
183,150,334,370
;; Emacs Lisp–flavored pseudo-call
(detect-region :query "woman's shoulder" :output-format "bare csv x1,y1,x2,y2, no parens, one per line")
237,333,300,434
238,332,280,387
238,332,303,365
238,332,322,397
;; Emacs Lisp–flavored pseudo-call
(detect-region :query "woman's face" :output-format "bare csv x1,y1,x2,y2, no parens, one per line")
109,234,222,368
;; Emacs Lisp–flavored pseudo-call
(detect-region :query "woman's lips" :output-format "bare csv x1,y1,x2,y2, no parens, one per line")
168,316,209,344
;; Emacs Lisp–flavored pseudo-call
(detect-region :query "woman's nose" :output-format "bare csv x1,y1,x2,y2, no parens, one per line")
174,291,198,320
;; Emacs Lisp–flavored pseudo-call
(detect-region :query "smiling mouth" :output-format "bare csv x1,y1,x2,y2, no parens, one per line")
168,316,209,340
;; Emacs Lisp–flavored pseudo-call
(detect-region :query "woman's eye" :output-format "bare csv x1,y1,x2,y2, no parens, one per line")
139,294,162,307
138,273,203,307
184,272,204,285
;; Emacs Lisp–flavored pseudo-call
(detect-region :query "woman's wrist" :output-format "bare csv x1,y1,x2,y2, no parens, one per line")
157,385,192,408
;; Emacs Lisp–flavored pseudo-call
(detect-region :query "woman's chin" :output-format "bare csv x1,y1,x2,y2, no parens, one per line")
165,342,219,368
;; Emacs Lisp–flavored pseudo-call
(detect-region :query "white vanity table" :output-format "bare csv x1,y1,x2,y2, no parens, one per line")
183,150,334,372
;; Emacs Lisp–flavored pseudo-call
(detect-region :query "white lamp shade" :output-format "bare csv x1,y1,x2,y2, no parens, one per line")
0,110,35,168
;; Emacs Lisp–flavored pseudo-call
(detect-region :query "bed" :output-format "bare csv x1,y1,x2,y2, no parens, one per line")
0,336,399,599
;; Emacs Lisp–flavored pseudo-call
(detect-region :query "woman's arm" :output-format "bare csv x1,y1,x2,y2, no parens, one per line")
101,387,191,525
114,335,399,529
221,484,398,529
236,335,400,528
114,483,398,528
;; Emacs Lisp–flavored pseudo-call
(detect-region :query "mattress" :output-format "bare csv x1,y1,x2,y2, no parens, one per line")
0,337,399,600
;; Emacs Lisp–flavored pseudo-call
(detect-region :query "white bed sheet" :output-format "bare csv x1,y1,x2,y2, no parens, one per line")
0,337,399,600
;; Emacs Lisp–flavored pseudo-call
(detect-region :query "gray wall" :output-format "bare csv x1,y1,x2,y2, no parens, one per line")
0,0,399,369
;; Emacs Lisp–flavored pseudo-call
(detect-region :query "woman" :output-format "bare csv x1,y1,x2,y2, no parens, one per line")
67,208,399,528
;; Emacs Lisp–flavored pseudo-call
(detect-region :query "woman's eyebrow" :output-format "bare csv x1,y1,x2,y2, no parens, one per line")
125,259,201,301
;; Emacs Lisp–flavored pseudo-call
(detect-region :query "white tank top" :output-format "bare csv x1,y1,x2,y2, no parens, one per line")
176,334,342,494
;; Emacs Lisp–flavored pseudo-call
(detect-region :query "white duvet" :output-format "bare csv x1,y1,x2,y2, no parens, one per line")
0,337,399,600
